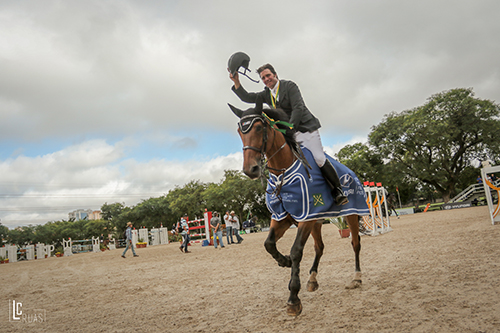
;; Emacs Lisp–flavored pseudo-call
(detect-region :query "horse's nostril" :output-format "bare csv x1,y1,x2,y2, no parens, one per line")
244,164,261,179
251,165,260,175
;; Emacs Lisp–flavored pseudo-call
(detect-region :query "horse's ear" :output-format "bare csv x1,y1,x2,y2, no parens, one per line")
255,95,263,114
228,103,243,118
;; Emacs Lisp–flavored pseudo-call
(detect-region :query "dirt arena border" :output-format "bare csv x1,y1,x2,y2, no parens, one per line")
1,206,499,332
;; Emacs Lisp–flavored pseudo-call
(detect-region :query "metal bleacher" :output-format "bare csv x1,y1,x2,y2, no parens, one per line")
449,179,499,203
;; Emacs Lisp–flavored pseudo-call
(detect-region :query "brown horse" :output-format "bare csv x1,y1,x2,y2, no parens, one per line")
230,99,363,316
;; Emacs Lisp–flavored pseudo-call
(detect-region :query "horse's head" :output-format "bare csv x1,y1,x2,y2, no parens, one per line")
229,97,267,179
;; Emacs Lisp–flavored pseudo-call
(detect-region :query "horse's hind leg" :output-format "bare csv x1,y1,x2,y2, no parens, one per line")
345,214,362,289
307,220,324,292
264,216,294,267
287,222,315,316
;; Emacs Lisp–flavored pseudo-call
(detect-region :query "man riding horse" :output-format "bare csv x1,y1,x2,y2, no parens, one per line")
228,52,348,206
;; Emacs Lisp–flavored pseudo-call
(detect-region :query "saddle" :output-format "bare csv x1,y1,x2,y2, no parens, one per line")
266,147,370,222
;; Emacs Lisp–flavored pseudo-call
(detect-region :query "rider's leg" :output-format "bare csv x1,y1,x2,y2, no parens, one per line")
320,159,349,205
294,130,348,205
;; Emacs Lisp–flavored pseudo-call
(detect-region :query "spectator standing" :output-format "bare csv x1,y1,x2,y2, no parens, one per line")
230,211,244,244
180,214,191,253
121,222,139,258
224,211,235,244
210,212,225,249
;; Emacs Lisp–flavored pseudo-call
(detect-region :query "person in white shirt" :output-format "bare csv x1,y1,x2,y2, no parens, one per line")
224,211,235,244
230,211,244,244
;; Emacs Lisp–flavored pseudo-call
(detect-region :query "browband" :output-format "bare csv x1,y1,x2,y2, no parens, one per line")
238,114,264,134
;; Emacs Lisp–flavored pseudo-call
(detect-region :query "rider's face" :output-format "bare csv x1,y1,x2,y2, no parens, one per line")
260,69,278,89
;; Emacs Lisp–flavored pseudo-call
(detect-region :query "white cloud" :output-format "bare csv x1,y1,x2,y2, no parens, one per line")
0,140,243,228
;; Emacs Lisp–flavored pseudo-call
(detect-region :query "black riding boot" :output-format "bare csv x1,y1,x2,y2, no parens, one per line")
320,159,349,205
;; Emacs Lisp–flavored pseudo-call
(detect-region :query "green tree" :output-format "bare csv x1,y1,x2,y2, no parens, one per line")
130,196,172,229
167,180,208,220
0,223,8,246
205,170,268,225
336,143,383,183
101,202,127,221
101,202,132,235
369,88,500,202
7,225,36,245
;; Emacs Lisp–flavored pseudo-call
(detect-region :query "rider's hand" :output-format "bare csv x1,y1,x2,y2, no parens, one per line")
228,69,240,89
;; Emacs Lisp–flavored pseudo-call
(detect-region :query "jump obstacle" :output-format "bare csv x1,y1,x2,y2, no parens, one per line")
1,224,176,264
184,211,212,244
361,182,393,236
481,162,500,225
0,242,56,263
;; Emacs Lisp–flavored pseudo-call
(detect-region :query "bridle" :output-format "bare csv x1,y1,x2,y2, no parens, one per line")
239,114,288,181
238,112,311,198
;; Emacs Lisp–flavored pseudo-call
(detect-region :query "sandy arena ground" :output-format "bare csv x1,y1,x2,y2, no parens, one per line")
1,206,499,332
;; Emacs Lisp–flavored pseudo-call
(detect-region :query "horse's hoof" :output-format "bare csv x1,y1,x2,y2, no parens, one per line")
278,255,292,268
345,279,362,289
306,280,319,292
286,301,303,316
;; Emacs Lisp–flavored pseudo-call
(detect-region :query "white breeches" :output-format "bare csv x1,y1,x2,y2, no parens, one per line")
294,130,326,167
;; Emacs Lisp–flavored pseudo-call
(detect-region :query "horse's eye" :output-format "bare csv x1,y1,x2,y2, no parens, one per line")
255,124,263,132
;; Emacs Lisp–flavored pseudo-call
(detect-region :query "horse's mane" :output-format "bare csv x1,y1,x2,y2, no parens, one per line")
262,107,301,156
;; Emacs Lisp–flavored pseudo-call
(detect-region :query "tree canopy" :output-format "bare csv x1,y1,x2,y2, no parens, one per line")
368,88,500,202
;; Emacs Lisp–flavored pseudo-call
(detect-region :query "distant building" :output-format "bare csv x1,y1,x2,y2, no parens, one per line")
88,210,102,220
69,209,92,221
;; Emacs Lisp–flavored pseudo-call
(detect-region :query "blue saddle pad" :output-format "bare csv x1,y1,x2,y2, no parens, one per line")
266,148,370,222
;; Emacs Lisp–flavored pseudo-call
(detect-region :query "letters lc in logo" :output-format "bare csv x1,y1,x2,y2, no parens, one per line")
10,300,22,322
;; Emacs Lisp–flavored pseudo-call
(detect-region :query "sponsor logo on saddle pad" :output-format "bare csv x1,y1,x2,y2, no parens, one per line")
340,174,353,187
313,194,325,207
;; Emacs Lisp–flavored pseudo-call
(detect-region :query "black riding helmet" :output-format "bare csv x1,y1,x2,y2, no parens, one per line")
228,52,250,76
227,51,259,83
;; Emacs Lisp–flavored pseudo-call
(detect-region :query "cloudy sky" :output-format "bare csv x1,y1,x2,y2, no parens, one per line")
1,0,499,228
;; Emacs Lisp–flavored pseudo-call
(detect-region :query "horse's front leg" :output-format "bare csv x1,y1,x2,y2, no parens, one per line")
287,221,314,316
307,220,324,292
345,214,362,289
264,216,294,267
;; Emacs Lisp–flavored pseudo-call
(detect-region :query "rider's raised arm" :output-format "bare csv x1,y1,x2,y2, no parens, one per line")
232,84,266,105
229,71,241,89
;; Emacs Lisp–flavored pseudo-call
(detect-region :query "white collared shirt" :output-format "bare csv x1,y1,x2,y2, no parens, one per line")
270,80,280,101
